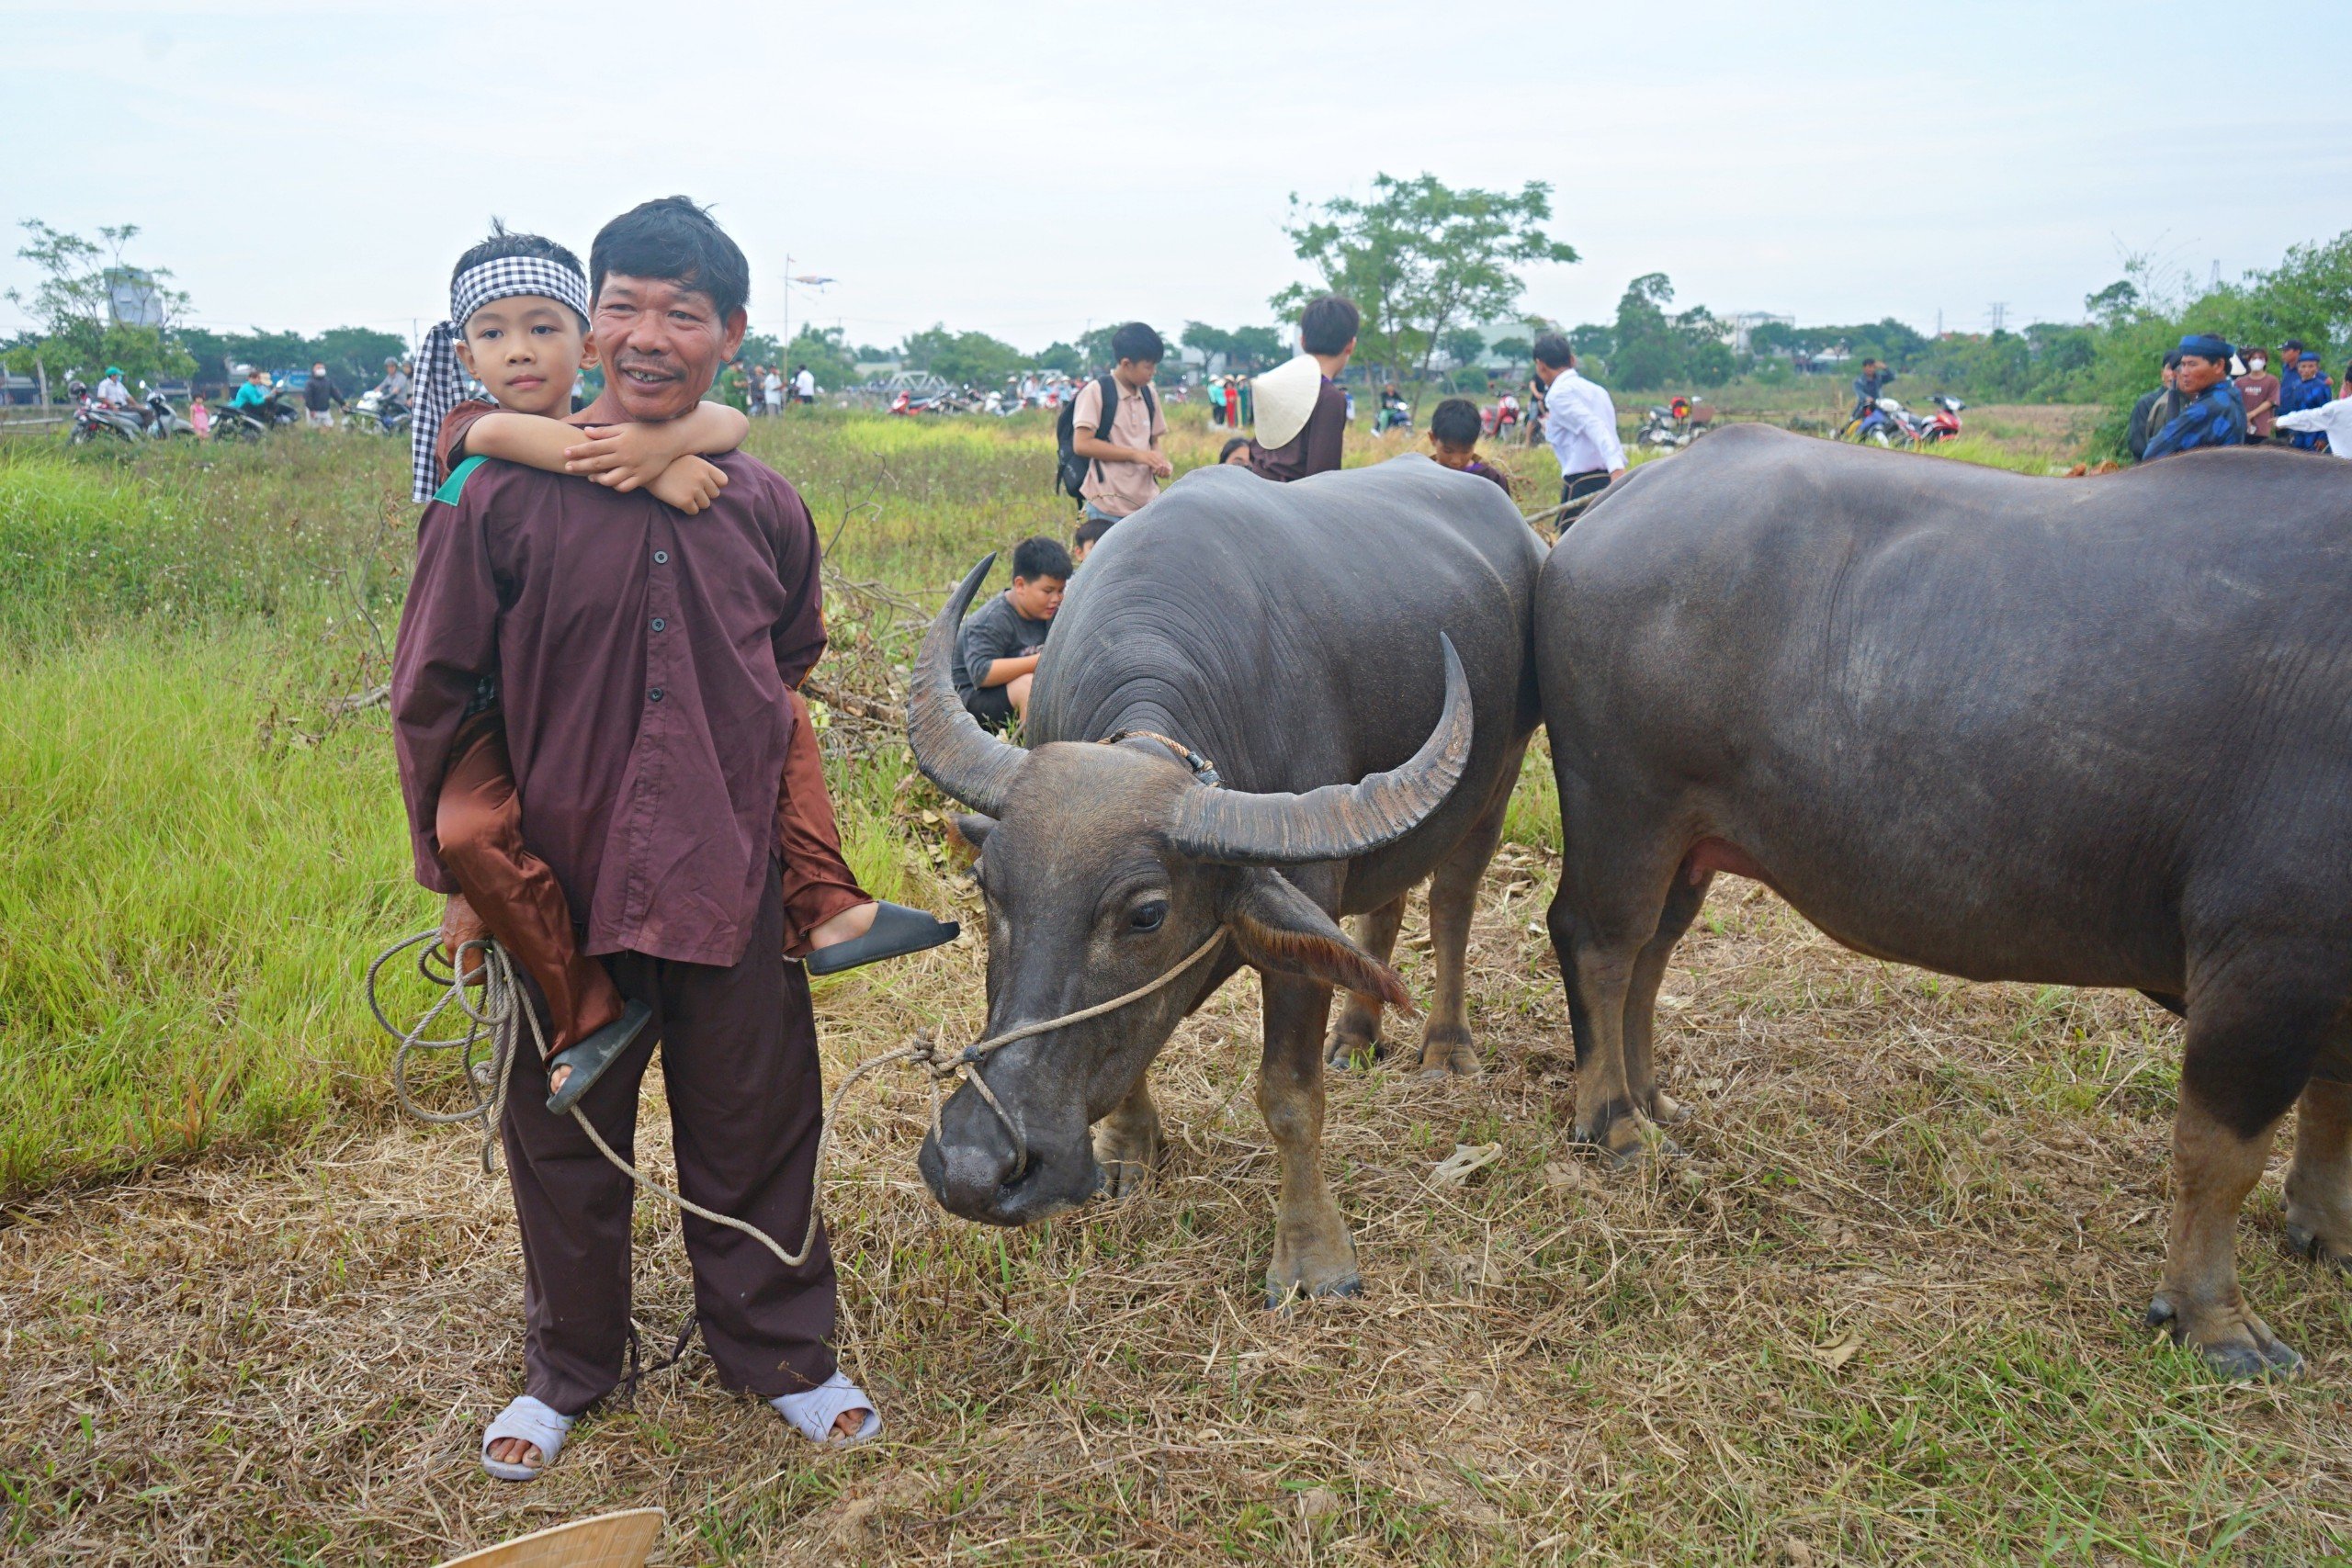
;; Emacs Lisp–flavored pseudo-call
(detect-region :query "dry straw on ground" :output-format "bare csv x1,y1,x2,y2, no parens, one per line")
5,863,2349,1563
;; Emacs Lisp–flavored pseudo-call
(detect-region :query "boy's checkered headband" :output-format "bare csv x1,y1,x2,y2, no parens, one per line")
410,256,594,502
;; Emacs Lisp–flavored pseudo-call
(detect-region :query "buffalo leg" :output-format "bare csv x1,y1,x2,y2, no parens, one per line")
1546,816,1679,1163
1260,974,1360,1304
1092,1076,1164,1201
1416,749,1525,1078
1620,871,1713,1125
2146,985,2331,1376
1325,895,1408,1069
2285,1031,2352,1269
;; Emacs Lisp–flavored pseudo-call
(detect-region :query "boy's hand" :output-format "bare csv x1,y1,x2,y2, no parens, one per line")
1146,451,1174,479
647,455,729,515
563,422,696,493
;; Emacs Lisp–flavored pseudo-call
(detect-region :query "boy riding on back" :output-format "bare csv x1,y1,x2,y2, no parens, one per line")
406,225,955,1116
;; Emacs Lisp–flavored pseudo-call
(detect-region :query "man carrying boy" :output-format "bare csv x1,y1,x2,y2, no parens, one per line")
952,535,1068,732
1248,295,1357,482
1068,321,1171,525
1427,397,1516,499
392,197,882,1481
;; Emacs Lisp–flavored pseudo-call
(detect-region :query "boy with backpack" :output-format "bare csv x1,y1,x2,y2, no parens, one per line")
1056,321,1170,521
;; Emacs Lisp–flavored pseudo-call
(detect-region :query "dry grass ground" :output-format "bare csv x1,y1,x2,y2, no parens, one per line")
6,827,2349,1564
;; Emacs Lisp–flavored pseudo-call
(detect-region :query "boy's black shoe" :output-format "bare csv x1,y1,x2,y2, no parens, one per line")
805,902,960,976
545,999,654,1116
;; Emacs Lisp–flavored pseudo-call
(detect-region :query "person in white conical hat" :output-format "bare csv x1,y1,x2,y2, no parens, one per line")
1246,295,1357,481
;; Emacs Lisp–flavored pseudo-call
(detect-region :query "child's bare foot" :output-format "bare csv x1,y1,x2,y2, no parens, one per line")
805,901,878,952
801,903,960,977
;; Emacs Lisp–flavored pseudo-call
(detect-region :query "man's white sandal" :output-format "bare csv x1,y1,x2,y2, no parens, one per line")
481,1394,575,1482
771,1371,881,1444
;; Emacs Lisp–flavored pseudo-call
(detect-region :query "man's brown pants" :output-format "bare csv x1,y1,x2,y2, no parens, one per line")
437,689,867,1055
500,865,839,1414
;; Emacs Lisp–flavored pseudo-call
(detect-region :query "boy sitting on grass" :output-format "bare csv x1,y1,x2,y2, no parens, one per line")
409,225,955,1116
953,535,1069,732
1428,397,1516,500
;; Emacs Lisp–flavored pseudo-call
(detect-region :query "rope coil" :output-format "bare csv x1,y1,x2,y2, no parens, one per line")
365,925,1230,1267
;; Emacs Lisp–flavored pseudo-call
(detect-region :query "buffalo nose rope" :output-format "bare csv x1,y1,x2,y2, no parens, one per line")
363,926,1230,1262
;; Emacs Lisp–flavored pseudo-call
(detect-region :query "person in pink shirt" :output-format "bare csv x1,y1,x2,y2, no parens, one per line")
187,393,210,439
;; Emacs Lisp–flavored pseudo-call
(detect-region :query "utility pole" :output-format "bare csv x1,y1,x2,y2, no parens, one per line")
781,253,792,357
1986,301,2008,333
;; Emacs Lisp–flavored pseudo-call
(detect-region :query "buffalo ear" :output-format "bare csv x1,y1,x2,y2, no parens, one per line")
1221,867,1415,1013
949,813,995,853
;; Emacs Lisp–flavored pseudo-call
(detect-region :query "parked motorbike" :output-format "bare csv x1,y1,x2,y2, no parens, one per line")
139,384,198,439
1845,394,1925,448
345,389,411,435
216,388,299,441
67,383,145,445
1374,392,1413,434
1916,394,1965,446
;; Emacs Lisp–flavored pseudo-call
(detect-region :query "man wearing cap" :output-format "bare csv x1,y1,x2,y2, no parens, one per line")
2278,349,2335,452
2142,334,2246,461
94,366,134,412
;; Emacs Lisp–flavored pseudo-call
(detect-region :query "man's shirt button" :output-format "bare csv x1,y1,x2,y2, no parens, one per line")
652,549,669,565
648,687,665,703
650,617,666,632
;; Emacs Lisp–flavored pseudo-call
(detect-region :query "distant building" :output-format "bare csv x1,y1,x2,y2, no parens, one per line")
1724,311,1794,355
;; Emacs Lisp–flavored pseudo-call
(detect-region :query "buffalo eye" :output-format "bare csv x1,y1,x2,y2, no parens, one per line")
1128,900,1168,933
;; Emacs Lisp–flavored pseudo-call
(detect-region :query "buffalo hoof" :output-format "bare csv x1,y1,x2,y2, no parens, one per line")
1326,1027,1400,1071
1266,1272,1363,1311
1648,1089,1690,1126
1416,1023,1482,1080
2283,1215,2352,1271
2145,1294,2305,1379
1091,1116,1163,1201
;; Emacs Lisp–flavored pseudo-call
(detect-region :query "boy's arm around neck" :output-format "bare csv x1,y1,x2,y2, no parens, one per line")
458,401,750,494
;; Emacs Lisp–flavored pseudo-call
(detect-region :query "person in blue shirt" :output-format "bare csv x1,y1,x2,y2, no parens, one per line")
2143,334,2246,460
2278,349,2335,451
230,367,272,409
1849,357,1894,420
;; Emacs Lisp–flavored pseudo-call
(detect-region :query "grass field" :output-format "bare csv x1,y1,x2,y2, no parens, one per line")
4,412,2347,1564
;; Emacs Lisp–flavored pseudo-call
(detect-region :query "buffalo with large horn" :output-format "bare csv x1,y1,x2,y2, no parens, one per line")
908,457,1544,1303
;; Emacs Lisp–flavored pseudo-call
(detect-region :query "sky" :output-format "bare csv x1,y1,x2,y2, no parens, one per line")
6,0,2348,358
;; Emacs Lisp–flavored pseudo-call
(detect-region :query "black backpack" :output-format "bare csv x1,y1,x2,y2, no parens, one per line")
1054,374,1156,502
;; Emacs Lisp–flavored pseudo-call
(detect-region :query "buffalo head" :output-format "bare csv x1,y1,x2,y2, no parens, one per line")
906,556,1472,1225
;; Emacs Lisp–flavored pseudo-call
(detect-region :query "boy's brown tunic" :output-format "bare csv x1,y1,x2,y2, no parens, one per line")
390,451,839,1410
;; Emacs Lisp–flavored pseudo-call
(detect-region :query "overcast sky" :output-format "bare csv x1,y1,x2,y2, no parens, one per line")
6,0,2347,356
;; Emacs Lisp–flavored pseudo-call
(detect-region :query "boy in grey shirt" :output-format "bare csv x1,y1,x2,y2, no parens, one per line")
954,536,1069,732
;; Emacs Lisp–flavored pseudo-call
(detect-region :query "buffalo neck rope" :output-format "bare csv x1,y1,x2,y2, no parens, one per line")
365,924,1229,1267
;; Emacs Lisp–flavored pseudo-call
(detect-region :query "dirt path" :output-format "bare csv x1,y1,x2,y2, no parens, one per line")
5,864,2347,1563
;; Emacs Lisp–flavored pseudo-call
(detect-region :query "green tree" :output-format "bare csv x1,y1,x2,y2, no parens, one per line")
900,324,1025,387
1487,334,1531,374
1441,326,1486,367
1273,173,1578,389
1180,321,1285,372
1032,340,1083,376
7,220,193,387
783,324,857,389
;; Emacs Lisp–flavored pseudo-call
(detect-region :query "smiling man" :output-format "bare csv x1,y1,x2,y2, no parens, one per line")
390,197,877,1480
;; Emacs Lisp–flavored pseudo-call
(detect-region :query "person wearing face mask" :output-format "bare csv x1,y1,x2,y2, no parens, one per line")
2233,348,2279,445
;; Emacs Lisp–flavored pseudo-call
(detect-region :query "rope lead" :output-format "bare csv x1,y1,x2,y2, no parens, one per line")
364,926,1231,1268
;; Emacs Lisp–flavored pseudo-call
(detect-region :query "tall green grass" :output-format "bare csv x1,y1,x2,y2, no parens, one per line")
0,623,420,1190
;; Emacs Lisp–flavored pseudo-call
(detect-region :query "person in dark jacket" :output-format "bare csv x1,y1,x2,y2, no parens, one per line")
302,362,344,429
2127,350,2182,461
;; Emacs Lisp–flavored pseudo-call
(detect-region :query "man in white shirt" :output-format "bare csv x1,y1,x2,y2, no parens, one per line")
2275,397,2351,457
762,367,784,416
1532,333,1626,516
95,366,135,410
793,364,816,404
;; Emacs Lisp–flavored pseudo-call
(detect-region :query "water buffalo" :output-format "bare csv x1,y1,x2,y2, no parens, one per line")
1537,424,2352,1375
907,457,1544,1302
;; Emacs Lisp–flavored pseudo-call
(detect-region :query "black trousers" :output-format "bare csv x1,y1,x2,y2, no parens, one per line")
499,864,837,1414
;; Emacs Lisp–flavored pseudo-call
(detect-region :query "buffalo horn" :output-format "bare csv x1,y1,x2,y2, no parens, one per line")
1165,634,1474,865
906,555,1029,817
